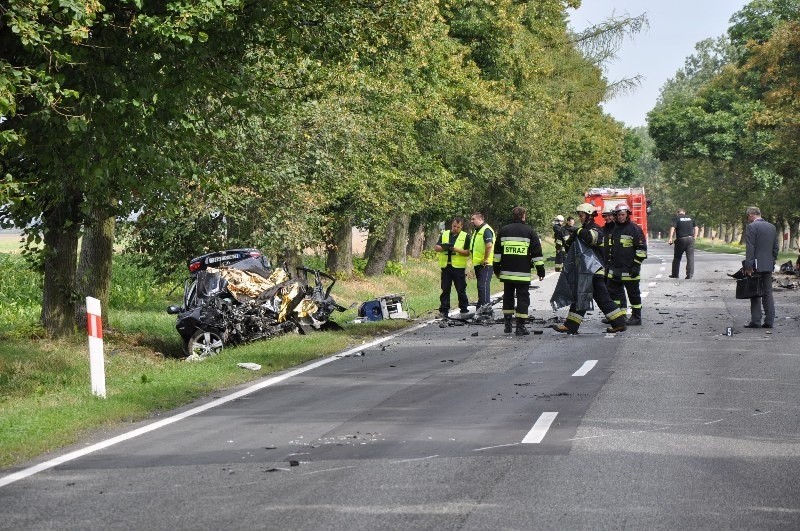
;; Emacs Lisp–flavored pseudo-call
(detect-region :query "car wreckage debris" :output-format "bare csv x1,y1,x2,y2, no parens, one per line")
167,249,345,358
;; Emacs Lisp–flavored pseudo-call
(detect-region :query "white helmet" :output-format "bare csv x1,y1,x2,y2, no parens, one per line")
601,205,615,215
554,215,564,222
575,203,596,216
614,203,631,213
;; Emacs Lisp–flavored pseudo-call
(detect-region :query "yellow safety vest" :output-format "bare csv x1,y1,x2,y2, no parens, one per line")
438,230,468,268
470,223,494,265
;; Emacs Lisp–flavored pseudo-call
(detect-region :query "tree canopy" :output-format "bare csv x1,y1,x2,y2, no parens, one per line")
1,0,644,336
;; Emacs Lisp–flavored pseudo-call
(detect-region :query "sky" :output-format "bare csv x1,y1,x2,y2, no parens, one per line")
567,0,751,128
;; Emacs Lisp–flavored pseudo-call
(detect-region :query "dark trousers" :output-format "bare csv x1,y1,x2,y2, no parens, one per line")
474,265,493,307
672,236,695,278
555,247,565,270
565,274,626,331
607,279,642,312
750,272,775,326
502,282,530,318
440,266,469,313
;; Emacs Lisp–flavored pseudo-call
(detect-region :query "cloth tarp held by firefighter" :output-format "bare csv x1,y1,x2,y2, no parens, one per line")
550,238,602,312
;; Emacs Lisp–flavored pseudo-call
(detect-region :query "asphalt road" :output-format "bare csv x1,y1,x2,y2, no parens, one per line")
2,241,800,530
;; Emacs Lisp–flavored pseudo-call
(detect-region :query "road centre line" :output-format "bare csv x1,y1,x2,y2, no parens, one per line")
0,321,433,489
572,360,598,377
522,412,559,444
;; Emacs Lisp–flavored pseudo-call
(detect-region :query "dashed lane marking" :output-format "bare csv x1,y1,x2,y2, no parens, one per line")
572,360,598,377
522,412,559,444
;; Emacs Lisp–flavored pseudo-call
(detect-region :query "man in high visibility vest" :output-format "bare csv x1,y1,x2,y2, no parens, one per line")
494,206,545,335
435,216,472,319
470,211,494,316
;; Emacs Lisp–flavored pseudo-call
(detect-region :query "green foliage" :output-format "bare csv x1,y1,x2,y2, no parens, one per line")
648,1,800,227
2,0,640,336
0,254,42,332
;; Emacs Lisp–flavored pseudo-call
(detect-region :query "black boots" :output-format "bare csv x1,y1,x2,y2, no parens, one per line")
627,309,642,326
605,315,627,333
503,315,513,333
515,318,530,336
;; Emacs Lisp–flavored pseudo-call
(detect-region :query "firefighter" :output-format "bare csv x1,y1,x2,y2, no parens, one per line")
552,203,627,334
552,215,567,272
606,203,647,325
494,206,546,335
600,205,616,277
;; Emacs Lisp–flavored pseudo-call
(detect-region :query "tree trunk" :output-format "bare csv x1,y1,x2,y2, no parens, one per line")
282,248,304,275
75,212,116,330
364,214,398,277
424,221,441,250
722,224,732,244
390,213,410,264
364,230,378,260
326,218,353,275
407,215,426,258
40,197,82,337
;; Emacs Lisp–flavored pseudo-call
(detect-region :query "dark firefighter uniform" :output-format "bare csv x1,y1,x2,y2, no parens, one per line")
600,210,615,280
552,216,567,272
494,220,545,335
607,210,647,325
554,205,627,334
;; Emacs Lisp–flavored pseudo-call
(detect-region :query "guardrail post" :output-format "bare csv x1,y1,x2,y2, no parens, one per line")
86,297,106,398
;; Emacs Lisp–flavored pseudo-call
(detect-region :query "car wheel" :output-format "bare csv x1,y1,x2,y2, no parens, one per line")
187,329,224,358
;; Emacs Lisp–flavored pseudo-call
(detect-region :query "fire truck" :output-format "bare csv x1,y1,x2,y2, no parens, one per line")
585,186,649,236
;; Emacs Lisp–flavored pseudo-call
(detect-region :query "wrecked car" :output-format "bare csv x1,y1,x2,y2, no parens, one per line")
167,249,345,357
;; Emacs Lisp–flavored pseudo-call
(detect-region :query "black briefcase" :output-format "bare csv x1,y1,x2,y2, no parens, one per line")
735,274,765,299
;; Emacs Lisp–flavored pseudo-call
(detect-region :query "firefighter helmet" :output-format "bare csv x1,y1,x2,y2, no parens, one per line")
614,203,631,213
575,203,596,216
601,205,615,215
554,215,564,222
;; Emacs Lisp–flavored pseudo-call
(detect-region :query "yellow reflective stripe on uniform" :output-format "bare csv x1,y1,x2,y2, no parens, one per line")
499,271,532,282
566,312,583,325
606,308,626,321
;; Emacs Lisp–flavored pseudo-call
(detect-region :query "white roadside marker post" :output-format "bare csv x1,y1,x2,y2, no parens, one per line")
86,297,106,398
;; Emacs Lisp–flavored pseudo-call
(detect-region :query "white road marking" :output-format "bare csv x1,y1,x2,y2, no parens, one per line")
473,442,521,452
0,321,433,489
660,267,665,271
522,412,558,444
641,292,649,298
648,282,657,287
393,455,439,463
655,274,663,279
572,360,598,377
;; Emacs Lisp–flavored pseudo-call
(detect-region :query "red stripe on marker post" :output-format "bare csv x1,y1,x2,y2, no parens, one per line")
86,297,106,398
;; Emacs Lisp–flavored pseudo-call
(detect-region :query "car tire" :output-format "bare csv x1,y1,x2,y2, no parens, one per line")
187,329,224,358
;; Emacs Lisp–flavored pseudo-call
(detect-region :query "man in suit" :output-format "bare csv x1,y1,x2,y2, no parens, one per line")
743,206,779,329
